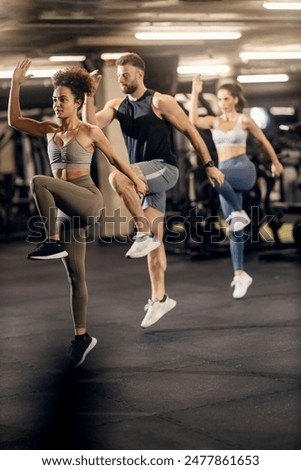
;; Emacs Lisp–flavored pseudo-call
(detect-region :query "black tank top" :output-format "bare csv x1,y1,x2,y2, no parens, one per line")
116,89,177,166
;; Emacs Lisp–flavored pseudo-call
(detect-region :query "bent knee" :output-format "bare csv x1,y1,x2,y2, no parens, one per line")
30,174,47,191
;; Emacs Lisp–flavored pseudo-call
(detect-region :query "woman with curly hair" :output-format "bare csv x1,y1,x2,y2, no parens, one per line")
8,59,149,367
190,75,283,299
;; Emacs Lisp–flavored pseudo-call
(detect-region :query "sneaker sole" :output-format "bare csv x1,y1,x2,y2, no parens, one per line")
72,337,98,368
27,251,69,260
141,299,177,328
126,241,160,258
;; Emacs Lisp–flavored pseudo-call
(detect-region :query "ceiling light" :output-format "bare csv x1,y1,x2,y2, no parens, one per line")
263,2,301,10
49,56,86,62
100,53,125,61
177,65,231,75
240,51,301,61
135,32,241,41
270,106,296,115
0,69,59,79
237,74,289,83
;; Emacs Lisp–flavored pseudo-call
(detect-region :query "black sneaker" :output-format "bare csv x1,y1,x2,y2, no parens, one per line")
69,334,97,368
27,240,68,260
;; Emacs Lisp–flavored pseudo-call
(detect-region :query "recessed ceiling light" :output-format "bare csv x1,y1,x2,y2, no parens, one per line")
240,51,301,60
263,2,301,10
135,32,241,41
270,106,296,115
237,74,289,83
49,56,86,62
100,53,125,61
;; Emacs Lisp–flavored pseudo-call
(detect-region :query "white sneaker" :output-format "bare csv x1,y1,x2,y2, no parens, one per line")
125,232,160,258
141,295,176,328
226,210,251,232
231,271,253,299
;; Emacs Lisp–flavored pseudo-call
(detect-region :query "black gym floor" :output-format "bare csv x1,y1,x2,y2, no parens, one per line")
0,238,300,450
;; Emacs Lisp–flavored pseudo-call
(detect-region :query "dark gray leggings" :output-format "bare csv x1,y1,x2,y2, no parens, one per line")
30,174,103,329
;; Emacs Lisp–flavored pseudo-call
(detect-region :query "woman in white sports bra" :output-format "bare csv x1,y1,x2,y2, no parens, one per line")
8,59,151,368
190,74,283,299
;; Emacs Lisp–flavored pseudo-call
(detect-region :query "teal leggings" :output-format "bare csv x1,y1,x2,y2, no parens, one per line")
30,174,103,329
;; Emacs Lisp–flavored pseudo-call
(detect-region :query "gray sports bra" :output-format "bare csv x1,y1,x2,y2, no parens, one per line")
48,132,93,170
211,114,247,148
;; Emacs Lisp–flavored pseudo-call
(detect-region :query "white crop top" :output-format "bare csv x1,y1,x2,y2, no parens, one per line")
211,114,247,148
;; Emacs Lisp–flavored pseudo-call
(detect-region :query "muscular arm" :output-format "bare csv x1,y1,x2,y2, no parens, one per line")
84,95,118,129
90,125,147,196
82,68,120,129
153,93,224,186
8,83,55,136
8,59,59,136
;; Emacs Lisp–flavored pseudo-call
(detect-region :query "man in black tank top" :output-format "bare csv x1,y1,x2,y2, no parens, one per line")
85,53,224,329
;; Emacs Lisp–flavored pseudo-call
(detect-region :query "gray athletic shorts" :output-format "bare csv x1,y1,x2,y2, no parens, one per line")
134,160,179,214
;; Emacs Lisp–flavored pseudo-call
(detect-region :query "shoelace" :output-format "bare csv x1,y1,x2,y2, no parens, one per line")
144,295,167,312
35,242,48,251
36,240,60,249
144,299,153,312
231,277,245,288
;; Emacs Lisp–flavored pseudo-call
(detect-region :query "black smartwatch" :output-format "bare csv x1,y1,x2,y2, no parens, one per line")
204,160,215,168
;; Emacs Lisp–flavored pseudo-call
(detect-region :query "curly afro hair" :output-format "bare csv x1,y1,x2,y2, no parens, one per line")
52,66,96,110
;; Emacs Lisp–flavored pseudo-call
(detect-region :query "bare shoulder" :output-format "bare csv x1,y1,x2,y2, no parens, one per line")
42,119,61,135
79,122,100,137
80,122,93,131
242,114,266,139
152,91,176,106
152,92,180,116
81,123,108,147
104,97,123,110
80,122,99,134
241,113,253,128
